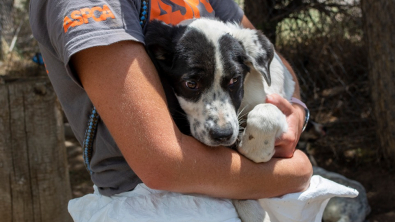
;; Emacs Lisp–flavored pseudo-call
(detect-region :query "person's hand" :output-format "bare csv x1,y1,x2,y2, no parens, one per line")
266,94,305,158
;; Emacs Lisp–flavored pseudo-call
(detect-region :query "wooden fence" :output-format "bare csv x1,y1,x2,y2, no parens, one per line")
0,77,72,222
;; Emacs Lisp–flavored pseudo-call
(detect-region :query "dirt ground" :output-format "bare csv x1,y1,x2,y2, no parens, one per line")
313,148,395,222
337,165,395,222
66,130,395,222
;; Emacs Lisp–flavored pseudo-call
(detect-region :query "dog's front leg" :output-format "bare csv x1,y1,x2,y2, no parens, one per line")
233,199,268,222
237,103,288,163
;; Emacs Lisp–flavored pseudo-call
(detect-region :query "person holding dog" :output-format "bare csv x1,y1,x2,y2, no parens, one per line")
30,0,312,220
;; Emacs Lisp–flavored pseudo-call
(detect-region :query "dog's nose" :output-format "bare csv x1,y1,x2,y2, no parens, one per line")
210,127,233,142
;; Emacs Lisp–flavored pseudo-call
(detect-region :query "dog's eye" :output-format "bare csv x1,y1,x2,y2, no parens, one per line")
185,81,198,89
229,77,239,86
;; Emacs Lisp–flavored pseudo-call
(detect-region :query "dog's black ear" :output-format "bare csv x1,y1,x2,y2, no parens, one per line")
144,20,186,69
231,29,274,86
144,20,174,62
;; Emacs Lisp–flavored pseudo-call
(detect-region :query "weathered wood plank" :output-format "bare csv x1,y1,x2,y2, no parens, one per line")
0,78,72,222
8,81,35,222
0,82,13,222
24,80,72,222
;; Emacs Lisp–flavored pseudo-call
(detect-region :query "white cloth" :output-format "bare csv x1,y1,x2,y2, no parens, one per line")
259,175,359,222
68,183,240,222
68,175,358,222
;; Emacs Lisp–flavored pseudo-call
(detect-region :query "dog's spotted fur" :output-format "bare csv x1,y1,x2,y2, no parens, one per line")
145,18,285,147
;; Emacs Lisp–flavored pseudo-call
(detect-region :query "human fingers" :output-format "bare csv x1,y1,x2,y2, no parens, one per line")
266,94,305,158
266,94,293,116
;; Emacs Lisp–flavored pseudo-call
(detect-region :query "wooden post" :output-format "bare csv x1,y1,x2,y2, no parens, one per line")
0,77,72,222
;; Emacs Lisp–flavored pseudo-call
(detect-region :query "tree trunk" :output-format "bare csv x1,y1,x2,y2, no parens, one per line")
0,77,72,222
244,0,277,43
361,0,395,163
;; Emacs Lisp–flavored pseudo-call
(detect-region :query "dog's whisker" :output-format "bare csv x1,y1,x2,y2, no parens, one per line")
237,105,249,118
238,114,248,122
237,112,249,122
171,109,188,118
237,106,247,116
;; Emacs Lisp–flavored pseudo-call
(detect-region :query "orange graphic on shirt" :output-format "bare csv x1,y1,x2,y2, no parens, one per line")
150,0,213,25
44,59,49,74
63,5,115,33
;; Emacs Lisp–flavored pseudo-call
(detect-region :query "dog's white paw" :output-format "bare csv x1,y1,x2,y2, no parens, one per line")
238,103,287,163
233,199,267,222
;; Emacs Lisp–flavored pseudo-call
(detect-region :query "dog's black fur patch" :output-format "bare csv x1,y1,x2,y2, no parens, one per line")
172,28,216,102
144,20,191,134
218,34,250,111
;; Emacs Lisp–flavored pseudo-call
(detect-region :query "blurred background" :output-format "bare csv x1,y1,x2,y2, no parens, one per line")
1,0,394,221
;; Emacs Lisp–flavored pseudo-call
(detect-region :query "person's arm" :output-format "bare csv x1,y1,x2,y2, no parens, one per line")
241,15,306,158
71,40,312,199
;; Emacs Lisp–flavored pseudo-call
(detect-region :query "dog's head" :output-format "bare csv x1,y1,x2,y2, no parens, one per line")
145,18,274,146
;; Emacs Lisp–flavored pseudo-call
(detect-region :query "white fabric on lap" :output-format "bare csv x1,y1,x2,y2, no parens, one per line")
69,175,358,222
68,183,241,222
259,175,359,222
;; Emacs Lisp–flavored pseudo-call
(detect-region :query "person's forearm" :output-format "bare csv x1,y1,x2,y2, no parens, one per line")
277,52,306,134
158,134,312,199
72,40,311,200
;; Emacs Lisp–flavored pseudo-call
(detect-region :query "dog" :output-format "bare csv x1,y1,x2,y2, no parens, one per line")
144,18,295,221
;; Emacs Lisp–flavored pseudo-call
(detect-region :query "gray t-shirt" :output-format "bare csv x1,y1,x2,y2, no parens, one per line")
29,0,244,196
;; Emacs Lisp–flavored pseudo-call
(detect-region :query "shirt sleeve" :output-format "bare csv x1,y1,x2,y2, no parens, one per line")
210,0,244,23
30,0,145,86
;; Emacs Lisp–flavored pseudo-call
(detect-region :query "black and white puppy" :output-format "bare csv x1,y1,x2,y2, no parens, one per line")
145,18,296,221
145,18,294,164
145,17,295,222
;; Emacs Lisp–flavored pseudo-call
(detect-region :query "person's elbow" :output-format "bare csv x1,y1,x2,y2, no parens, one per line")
140,168,179,191
291,149,313,193
133,142,186,191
